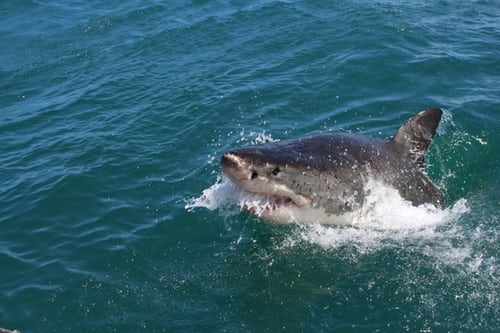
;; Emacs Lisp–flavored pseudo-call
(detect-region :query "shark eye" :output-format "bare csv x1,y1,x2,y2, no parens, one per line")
271,167,280,176
251,171,259,179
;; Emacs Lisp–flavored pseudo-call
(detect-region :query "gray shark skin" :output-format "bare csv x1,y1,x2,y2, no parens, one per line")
220,108,444,224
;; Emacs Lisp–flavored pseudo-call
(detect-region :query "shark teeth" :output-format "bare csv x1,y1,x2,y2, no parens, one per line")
233,187,297,216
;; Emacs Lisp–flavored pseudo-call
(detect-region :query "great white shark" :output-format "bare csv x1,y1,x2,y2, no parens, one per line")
220,108,444,224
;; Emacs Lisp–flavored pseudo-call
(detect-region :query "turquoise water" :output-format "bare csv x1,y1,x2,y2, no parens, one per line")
1,1,499,332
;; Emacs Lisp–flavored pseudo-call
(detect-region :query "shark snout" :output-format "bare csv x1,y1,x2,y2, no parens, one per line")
221,152,242,171
221,152,251,182
221,151,262,184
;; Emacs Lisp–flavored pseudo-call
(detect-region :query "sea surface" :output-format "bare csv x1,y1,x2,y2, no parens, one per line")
1,1,499,332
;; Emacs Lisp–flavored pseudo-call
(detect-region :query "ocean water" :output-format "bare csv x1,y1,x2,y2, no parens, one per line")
1,0,499,332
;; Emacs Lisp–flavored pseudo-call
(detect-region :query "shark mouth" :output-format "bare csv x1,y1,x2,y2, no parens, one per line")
231,185,300,217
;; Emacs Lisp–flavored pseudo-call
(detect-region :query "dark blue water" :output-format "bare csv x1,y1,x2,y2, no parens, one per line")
1,1,498,332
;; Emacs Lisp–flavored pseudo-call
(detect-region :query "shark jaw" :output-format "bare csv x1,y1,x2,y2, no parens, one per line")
241,195,357,225
220,152,312,222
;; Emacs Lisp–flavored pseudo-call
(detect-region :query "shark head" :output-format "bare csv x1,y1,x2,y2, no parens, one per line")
221,150,312,203
220,108,444,224
221,149,312,221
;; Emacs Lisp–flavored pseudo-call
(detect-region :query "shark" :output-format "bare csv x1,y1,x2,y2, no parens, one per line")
220,108,444,224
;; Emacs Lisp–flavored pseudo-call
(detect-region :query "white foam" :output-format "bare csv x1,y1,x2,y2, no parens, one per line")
186,176,469,229
286,199,468,250
283,181,470,257
185,176,240,212
356,179,469,230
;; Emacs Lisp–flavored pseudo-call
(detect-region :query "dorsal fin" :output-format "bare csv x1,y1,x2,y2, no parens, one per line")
391,108,443,169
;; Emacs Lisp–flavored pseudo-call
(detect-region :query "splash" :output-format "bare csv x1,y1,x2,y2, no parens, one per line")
284,199,469,253
356,179,468,229
185,176,240,212
185,176,291,217
186,175,468,229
